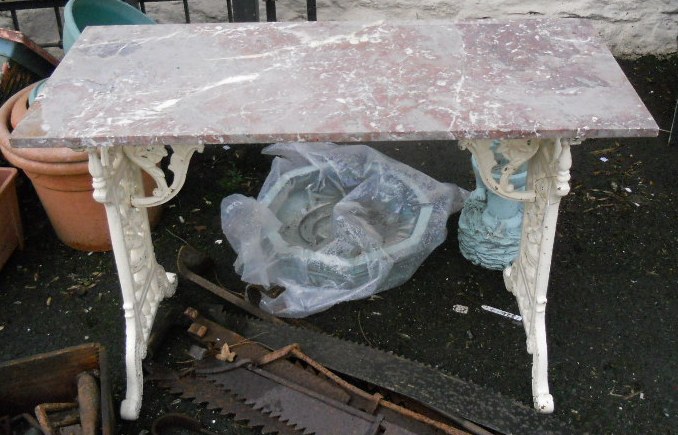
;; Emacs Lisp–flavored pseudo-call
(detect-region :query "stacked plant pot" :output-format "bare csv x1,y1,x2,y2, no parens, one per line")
0,83,161,251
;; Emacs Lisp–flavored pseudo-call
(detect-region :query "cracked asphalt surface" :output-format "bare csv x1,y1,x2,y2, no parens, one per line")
0,54,676,434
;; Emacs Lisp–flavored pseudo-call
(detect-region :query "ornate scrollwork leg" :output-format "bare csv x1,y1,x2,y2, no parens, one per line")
87,143,202,420
460,137,577,414
124,144,204,208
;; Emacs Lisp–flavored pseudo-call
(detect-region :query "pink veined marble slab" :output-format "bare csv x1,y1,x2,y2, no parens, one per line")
11,19,658,148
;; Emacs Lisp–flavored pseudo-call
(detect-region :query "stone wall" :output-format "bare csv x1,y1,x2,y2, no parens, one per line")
1,0,676,58
275,0,677,58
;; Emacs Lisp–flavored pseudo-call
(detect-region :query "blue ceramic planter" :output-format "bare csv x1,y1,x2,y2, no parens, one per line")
63,0,155,53
458,146,527,270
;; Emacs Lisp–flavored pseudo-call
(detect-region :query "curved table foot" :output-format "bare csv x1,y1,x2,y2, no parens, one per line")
467,138,576,413
88,145,196,419
120,398,140,421
534,394,555,414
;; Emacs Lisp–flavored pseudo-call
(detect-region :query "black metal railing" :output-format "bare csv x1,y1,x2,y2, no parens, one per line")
264,0,316,22
134,0,191,22
0,0,66,47
0,0,318,49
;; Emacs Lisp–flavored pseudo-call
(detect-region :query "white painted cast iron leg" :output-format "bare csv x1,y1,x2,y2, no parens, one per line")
87,144,203,420
504,138,574,413
461,138,575,414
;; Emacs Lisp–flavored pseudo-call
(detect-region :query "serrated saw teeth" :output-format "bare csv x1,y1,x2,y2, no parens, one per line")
162,308,570,434
154,373,303,434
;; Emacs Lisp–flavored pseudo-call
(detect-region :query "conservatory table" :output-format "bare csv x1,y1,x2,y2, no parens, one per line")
11,19,658,419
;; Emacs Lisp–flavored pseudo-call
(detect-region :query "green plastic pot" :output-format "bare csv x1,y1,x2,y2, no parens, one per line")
63,0,155,53
28,78,48,106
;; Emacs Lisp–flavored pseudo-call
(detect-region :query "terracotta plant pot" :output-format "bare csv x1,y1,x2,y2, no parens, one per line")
0,84,161,251
0,166,23,270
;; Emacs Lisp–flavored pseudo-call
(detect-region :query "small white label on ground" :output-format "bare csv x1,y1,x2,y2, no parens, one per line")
453,304,469,314
481,305,522,322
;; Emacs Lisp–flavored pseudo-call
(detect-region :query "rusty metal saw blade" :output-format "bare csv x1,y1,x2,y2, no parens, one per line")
155,370,301,434
197,361,414,435
215,311,571,435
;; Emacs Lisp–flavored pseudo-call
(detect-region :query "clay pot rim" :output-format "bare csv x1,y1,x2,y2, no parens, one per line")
1,84,90,174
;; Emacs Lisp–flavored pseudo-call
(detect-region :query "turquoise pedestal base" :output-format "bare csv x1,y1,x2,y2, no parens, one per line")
458,153,526,270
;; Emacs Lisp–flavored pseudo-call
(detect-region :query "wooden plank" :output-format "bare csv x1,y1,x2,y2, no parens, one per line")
0,343,114,434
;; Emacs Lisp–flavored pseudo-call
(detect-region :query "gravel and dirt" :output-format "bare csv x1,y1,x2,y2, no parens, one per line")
0,54,676,434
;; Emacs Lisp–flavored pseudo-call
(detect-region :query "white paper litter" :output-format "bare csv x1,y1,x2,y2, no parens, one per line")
453,304,469,314
481,305,522,322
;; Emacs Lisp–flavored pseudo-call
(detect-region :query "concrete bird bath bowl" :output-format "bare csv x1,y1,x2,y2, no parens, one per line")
221,143,464,317
257,164,434,288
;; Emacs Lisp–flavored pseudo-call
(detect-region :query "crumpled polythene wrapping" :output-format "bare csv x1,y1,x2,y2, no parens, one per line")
221,142,468,318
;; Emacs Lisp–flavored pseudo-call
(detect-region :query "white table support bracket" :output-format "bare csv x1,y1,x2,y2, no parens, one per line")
87,144,203,419
460,137,579,413
124,144,205,208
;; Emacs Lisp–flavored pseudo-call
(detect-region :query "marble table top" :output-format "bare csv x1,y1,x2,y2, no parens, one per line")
11,19,658,148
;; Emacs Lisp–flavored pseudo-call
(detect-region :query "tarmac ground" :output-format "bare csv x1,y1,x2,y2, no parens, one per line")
0,54,676,434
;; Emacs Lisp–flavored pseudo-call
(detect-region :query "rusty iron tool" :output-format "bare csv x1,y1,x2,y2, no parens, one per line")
154,368,301,435
198,353,467,435
34,403,79,435
156,372,301,435
204,308,572,434
254,344,471,435
75,372,99,435
180,309,469,435
197,359,390,435
183,308,356,405
176,245,286,325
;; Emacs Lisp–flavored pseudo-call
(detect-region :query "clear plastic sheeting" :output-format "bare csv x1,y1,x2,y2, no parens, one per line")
221,143,468,318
